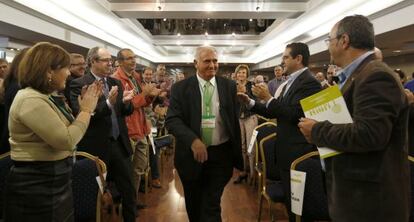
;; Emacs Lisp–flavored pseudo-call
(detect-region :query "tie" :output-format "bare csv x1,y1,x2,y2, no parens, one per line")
102,78,120,139
201,81,214,146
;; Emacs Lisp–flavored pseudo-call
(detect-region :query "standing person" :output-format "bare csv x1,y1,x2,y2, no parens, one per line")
69,47,137,222
112,49,159,207
166,46,243,222
237,42,321,221
64,53,86,106
267,64,285,96
233,64,257,184
4,42,100,221
298,15,410,221
0,48,28,154
0,58,9,140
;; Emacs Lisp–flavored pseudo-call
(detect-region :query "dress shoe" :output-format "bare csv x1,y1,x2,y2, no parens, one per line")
233,174,248,184
152,179,161,188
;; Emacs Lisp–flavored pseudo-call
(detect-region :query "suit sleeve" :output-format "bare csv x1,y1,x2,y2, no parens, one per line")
166,84,199,149
251,80,321,123
70,79,111,118
113,79,133,116
311,71,404,153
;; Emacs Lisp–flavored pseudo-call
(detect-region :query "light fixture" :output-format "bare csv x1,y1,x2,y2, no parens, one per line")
249,18,253,22
205,31,208,36
232,32,236,37
392,50,402,53
177,33,181,37
163,18,167,21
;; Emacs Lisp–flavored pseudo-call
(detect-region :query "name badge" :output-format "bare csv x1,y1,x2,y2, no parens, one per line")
201,115,216,128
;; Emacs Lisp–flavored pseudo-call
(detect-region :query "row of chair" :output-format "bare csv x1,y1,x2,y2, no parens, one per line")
253,121,330,222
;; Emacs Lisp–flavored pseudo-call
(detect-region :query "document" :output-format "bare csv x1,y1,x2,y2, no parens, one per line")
300,85,353,158
291,170,306,215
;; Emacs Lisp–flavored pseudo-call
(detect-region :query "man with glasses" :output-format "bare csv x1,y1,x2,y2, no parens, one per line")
299,15,410,221
69,47,137,221
112,49,160,208
64,53,86,105
238,42,321,221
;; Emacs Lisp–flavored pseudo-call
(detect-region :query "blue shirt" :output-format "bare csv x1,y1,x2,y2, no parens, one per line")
337,51,374,89
404,79,414,92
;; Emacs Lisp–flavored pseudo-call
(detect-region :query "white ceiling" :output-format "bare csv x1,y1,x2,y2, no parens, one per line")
4,0,414,65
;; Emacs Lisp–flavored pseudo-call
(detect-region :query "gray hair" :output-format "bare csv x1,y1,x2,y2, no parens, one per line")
194,46,217,61
86,47,101,67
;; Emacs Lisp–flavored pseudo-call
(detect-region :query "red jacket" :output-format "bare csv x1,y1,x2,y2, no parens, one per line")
112,68,151,140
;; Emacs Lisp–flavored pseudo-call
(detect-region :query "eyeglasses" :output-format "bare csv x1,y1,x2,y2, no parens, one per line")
96,58,113,64
71,63,86,67
121,55,138,61
324,33,344,45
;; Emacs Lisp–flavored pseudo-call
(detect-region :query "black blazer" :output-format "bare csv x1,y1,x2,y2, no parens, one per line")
166,75,243,181
312,55,410,221
0,79,20,154
69,72,133,161
251,69,322,169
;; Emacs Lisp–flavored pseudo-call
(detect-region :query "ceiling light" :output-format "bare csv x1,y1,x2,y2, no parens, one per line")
232,32,236,37
392,50,402,53
249,18,253,22
205,32,208,36
177,33,181,37
163,18,167,21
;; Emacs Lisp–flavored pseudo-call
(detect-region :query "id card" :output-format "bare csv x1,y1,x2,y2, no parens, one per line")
201,115,216,128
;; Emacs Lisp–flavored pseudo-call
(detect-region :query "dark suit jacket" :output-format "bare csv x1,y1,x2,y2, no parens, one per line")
0,79,19,154
69,72,133,161
166,75,243,181
311,55,410,221
251,69,321,169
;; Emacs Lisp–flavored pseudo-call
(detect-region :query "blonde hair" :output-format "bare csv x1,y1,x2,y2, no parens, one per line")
234,64,250,77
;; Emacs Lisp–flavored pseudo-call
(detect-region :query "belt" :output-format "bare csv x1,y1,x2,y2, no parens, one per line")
13,157,70,167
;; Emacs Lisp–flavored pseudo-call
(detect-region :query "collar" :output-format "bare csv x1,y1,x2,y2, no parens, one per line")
90,71,104,82
337,50,374,87
196,73,217,88
287,67,307,84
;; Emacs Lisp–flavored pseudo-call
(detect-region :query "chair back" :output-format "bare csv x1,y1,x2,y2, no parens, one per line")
154,134,174,149
259,133,279,181
0,152,12,219
291,151,330,221
72,151,107,222
254,122,278,179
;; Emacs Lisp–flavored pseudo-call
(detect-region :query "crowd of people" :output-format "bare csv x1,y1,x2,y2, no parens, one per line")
0,14,413,222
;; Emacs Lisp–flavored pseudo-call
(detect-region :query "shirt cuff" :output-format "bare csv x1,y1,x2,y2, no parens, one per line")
106,99,113,109
247,99,255,109
266,97,275,108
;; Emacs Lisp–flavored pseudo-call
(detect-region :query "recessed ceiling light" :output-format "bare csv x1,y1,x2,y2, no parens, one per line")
163,18,167,21
249,18,253,22
177,33,181,37
205,32,208,36
392,50,402,53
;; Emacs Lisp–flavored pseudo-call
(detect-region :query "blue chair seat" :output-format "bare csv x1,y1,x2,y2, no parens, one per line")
266,180,285,203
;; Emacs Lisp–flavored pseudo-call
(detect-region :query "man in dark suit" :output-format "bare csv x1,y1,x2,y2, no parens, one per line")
64,53,86,107
238,42,321,221
166,46,243,222
298,15,410,221
69,47,137,222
